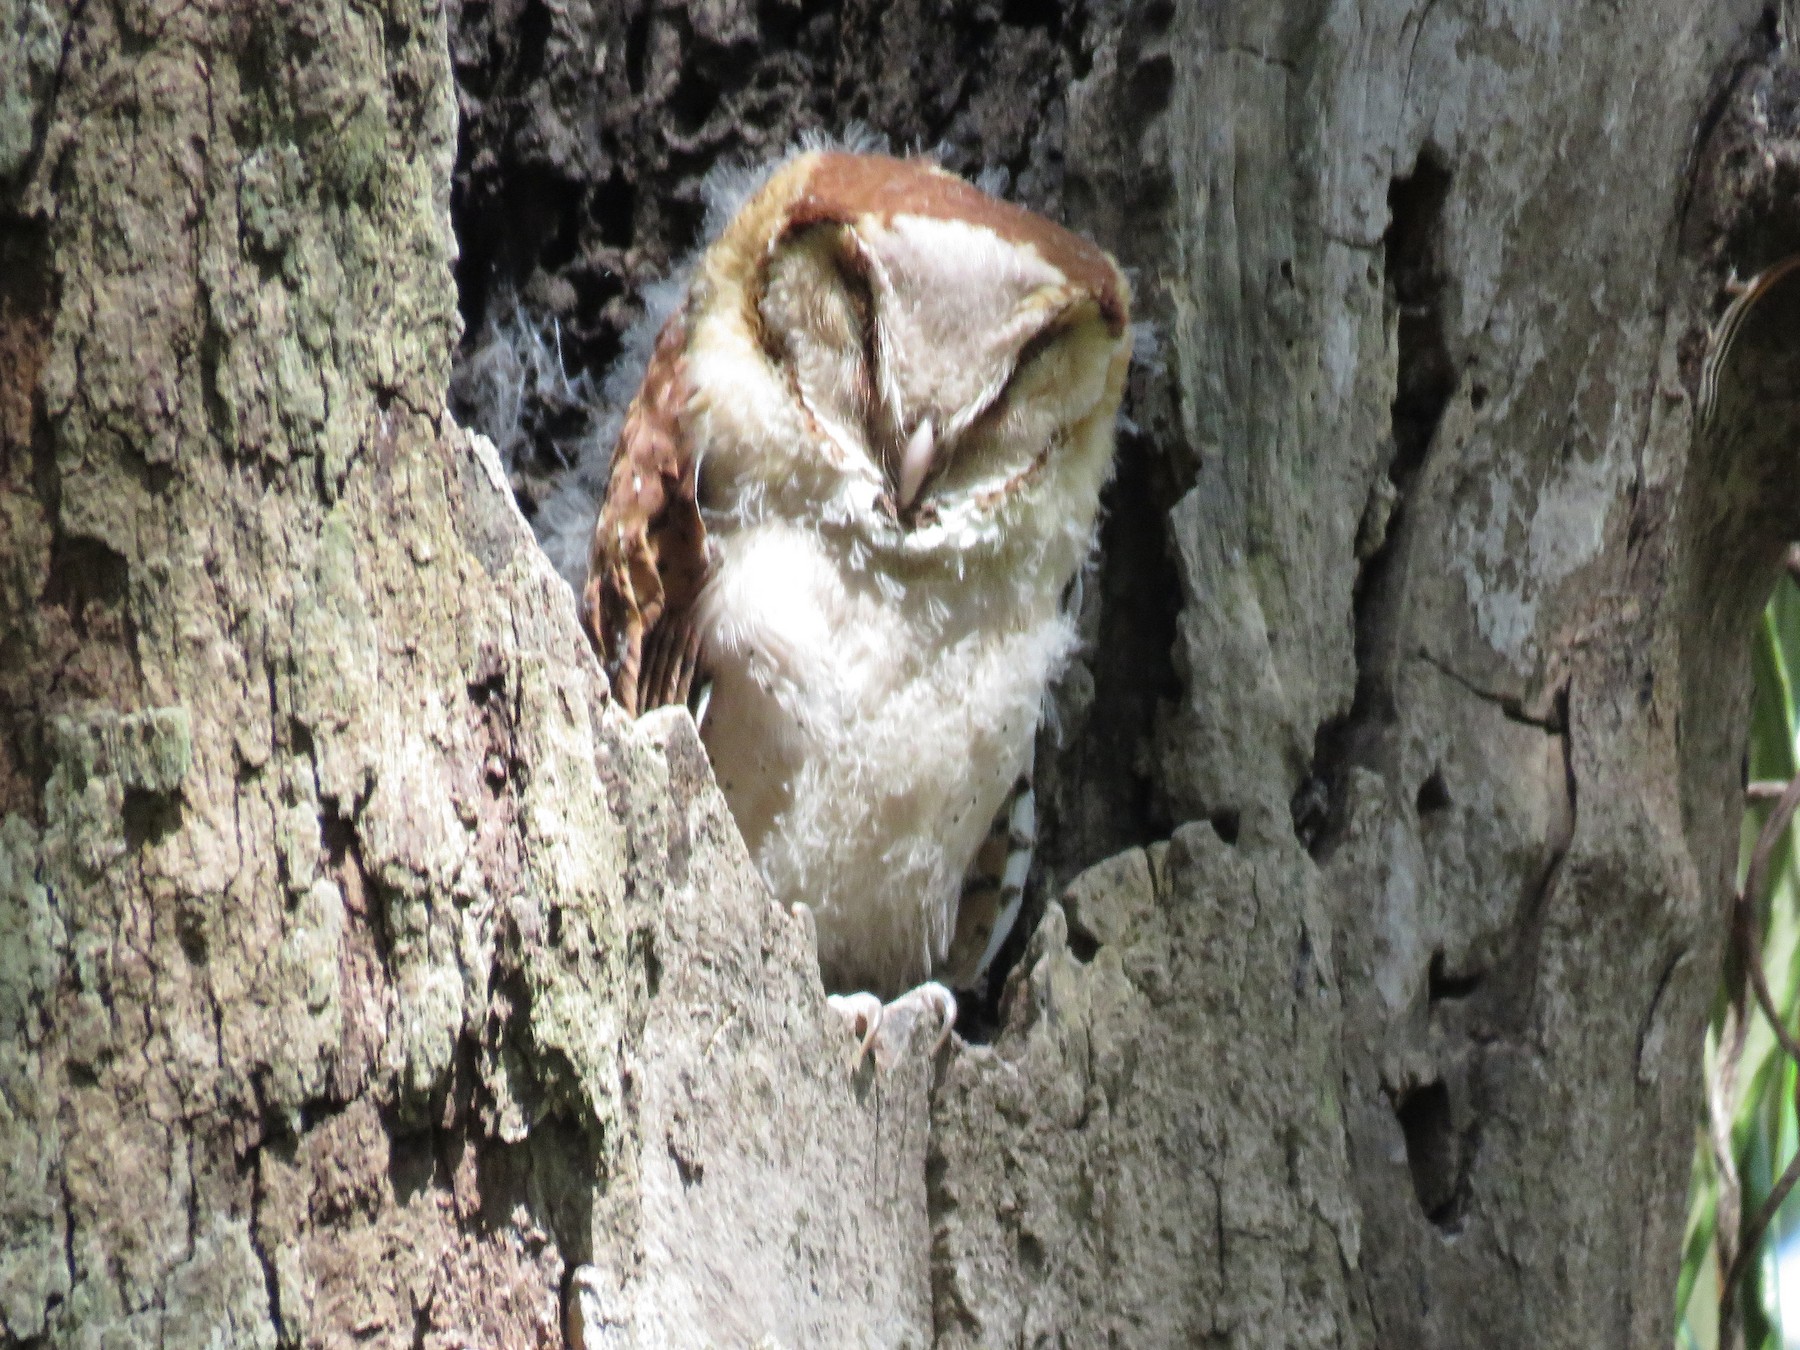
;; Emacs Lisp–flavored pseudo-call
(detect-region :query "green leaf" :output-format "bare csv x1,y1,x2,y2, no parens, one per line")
1678,577,1800,1349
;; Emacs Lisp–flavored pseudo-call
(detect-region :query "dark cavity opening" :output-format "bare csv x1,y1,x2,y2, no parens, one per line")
1427,950,1483,1003
1394,1079,1468,1233
1385,147,1456,485
1290,148,1460,862
43,535,129,638
122,788,183,851
1415,769,1452,815
961,424,1181,1043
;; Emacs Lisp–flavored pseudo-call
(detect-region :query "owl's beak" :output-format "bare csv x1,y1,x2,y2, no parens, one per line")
897,417,937,510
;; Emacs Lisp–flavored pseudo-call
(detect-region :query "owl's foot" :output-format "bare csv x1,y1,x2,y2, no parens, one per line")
826,982,956,1072
826,991,884,1068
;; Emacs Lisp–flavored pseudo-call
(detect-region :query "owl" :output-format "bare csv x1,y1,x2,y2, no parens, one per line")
583,149,1132,1066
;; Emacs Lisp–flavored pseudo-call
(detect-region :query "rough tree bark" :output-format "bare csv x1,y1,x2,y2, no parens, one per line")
3,1,1797,1348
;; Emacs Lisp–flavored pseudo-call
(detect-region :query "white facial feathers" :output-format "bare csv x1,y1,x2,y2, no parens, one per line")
745,211,1108,532
683,165,1130,566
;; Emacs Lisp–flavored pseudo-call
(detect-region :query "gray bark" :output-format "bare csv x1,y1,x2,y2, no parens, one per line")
3,1,1797,1348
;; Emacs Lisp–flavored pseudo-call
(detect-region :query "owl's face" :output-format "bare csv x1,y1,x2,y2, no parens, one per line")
682,152,1132,569
585,151,1132,717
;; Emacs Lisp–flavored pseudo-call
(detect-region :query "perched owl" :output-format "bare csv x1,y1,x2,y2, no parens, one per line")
583,149,1131,1064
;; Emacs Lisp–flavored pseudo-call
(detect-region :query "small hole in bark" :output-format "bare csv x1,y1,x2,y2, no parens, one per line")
592,173,637,249
624,8,651,94
664,194,705,250
387,1128,436,1203
569,268,624,336
642,932,662,998
754,0,805,46
289,717,316,763
43,535,129,637
176,911,207,965
1209,809,1241,845
1001,0,1058,27
1428,952,1483,1003
1393,1080,1470,1233
1018,1231,1047,1275
468,669,505,706
670,65,721,133
1130,51,1174,117
1415,770,1451,815
123,789,182,851
517,0,553,77
536,174,586,271
1067,926,1100,964
1290,773,1331,851
320,812,353,867
1470,383,1488,411
1385,147,1456,482
669,1138,704,1188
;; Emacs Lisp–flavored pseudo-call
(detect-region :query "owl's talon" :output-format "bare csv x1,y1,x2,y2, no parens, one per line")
827,982,957,1071
827,991,884,1070
923,982,958,1055
869,981,956,1069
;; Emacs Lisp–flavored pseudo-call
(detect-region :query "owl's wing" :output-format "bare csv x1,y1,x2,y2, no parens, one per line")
582,311,710,717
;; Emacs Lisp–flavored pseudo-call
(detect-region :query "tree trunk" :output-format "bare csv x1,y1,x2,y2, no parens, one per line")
3,1,1795,1347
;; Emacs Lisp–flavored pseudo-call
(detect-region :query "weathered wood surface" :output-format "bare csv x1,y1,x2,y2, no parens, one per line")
4,1,1798,1346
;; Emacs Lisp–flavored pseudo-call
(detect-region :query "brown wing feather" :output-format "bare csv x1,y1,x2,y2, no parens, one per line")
582,311,709,717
